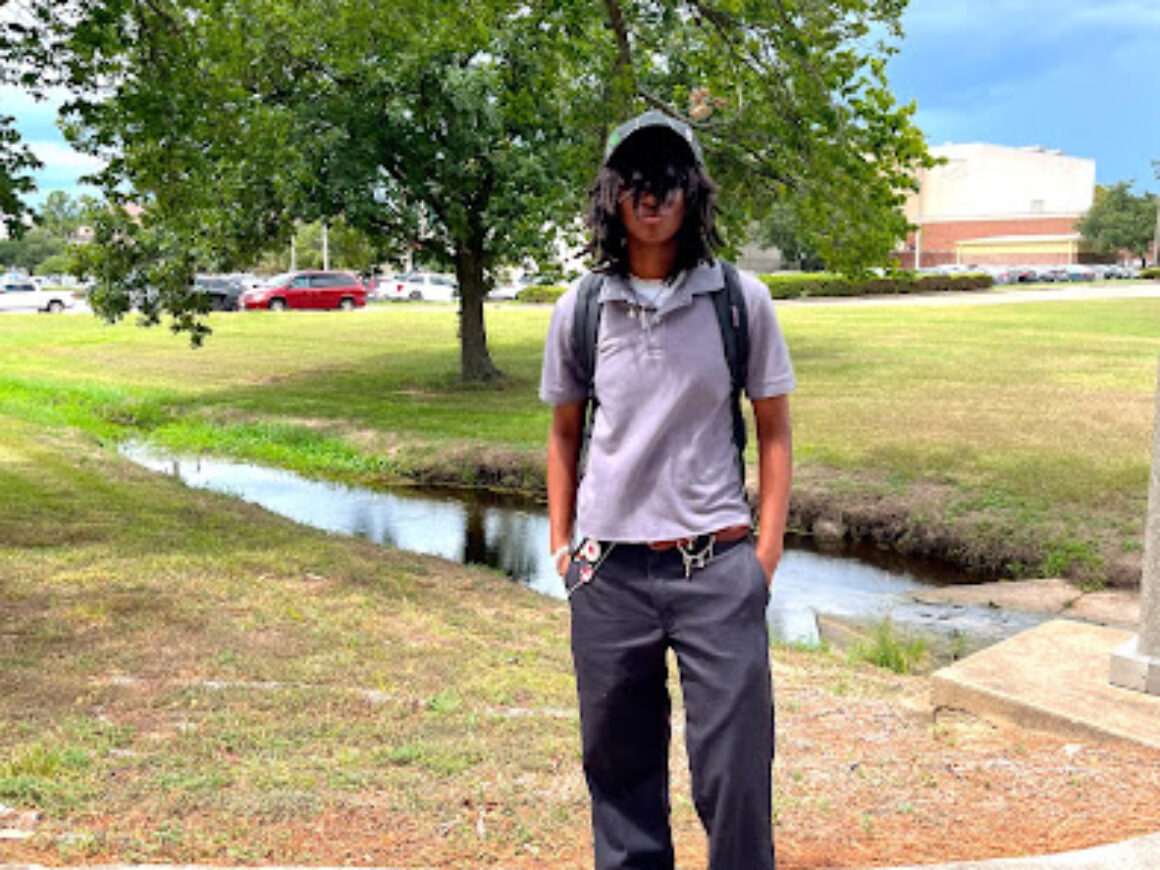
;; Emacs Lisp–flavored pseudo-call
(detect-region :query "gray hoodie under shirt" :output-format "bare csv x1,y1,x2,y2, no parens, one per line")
539,261,796,543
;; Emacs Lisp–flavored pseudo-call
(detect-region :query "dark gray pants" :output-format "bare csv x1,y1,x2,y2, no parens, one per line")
567,539,775,870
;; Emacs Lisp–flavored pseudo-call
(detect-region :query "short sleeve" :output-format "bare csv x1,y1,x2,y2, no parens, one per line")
539,285,589,405
739,271,796,399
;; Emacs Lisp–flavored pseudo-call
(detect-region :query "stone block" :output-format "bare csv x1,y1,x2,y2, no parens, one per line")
1109,636,1160,696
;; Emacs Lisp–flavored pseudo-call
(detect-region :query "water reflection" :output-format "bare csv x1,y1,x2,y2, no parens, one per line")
122,444,1043,648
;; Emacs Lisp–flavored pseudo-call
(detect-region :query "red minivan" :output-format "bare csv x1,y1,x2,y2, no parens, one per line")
240,270,367,311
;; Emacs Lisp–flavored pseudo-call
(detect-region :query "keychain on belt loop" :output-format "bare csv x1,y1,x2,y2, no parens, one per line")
677,535,715,579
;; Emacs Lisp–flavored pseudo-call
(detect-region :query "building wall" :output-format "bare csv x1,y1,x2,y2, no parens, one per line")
896,143,1096,268
914,216,1079,252
905,143,1095,223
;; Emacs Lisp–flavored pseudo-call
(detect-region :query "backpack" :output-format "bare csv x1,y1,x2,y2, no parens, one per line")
570,261,750,484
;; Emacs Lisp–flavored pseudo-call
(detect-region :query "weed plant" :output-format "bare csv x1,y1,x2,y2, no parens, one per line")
849,617,928,674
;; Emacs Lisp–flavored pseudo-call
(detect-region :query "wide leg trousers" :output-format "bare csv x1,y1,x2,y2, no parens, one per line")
567,539,776,870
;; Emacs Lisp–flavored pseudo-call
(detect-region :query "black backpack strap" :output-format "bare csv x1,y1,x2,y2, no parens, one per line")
570,272,605,470
712,261,750,488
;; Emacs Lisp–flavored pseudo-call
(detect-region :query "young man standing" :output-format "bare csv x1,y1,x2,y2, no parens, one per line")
540,110,795,870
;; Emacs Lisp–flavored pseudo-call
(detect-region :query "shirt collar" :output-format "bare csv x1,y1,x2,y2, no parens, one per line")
597,261,724,312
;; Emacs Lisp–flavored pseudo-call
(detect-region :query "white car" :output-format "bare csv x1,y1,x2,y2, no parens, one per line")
380,272,458,302
0,279,74,313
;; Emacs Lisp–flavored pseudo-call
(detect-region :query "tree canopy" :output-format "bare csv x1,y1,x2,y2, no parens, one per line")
0,1,46,236
0,190,95,273
1078,181,1158,266
14,0,932,377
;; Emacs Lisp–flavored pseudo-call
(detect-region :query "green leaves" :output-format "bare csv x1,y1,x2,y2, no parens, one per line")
1078,181,1158,264
0,114,41,237
14,0,930,368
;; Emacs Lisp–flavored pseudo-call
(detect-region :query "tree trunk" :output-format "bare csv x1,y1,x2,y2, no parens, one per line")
455,238,500,382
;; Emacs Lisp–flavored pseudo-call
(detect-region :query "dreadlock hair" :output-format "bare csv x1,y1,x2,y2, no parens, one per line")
583,128,722,282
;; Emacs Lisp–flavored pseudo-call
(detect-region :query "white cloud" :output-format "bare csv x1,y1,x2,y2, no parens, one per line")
26,140,104,174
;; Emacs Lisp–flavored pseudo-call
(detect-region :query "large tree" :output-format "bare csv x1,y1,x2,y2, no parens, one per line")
1078,181,1158,267
21,0,930,378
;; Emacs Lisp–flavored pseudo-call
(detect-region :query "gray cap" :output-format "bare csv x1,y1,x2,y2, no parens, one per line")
603,109,705,167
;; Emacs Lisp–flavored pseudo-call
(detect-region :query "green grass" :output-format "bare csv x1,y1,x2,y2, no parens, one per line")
3,299,1158,490
848,617,928,674
0,412,584,864
1,295,1158,574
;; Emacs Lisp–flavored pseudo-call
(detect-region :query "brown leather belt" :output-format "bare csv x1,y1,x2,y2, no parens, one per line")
647,524,751,551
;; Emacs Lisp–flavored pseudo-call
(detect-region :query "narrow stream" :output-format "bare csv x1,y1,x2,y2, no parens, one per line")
121,444,1044,649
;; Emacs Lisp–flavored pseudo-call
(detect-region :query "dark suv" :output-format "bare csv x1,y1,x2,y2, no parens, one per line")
194,275,246,311
240,271,367,311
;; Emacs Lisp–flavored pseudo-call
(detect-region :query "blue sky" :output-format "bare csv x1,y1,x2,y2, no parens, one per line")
888,0,1160,194
5,0,1159,206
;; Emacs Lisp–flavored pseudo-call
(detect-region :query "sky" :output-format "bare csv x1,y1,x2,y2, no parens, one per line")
4,0,1159,207
888,0,1160,194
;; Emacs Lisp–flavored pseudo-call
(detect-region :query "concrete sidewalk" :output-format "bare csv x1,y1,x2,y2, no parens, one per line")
870,831,1160,869
932,620,1160,749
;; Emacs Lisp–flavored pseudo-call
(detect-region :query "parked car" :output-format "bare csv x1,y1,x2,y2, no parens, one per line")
980,265,1020,285
488,282,521,300
0,279,73,313
369,273,407,301
380,272,458,302
1062,265,1097,283
240,270,367,311
194,275,246,311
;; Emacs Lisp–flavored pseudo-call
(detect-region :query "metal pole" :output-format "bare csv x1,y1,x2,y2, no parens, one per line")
1152,194,1160,268
1152,162,1160,267
322,222,330,270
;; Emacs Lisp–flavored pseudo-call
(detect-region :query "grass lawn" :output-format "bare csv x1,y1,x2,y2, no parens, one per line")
0,413,587,865
2,295,1160,864
2,295,1158,580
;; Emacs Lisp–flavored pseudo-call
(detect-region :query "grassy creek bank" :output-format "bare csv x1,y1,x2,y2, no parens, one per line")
2,297,1158,593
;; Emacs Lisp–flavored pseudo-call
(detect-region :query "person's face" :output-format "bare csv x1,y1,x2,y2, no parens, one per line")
617,167,686,248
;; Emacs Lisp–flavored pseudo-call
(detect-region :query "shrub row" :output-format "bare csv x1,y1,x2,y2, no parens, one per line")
1141,268,1160,280
758,271,993,299
513,272,995,304
516,285,568,304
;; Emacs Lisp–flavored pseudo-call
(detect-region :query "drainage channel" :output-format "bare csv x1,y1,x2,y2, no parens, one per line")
121,443,1044,650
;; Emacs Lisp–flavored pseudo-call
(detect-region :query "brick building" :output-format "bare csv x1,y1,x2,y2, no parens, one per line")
895,143,1097,268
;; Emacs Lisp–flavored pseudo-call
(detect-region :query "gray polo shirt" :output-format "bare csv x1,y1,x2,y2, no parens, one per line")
540,261,795,543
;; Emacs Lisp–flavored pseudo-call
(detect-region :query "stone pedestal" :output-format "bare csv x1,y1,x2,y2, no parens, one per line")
1110,358,1160,696
1110,638,1160,694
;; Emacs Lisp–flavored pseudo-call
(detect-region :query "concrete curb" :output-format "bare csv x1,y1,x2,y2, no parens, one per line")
865,831,1160,869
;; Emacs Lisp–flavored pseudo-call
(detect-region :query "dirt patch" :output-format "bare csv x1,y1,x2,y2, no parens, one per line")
393,443,547,494
766,651,1160,869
